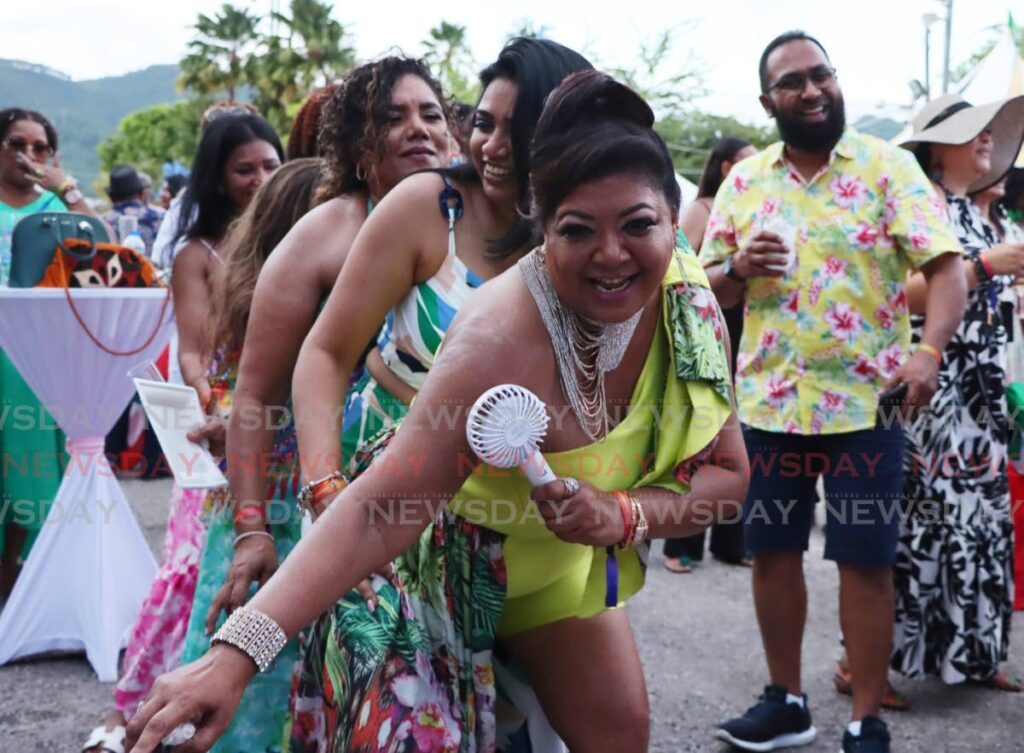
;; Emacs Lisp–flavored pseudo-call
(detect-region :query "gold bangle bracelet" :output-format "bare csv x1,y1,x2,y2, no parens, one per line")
917,343,942,366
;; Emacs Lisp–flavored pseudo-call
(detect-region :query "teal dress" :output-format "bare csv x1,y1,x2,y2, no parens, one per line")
0,192,68,561
179,355,302,752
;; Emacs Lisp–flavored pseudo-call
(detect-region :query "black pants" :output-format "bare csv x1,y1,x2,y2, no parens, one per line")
664,521,746,562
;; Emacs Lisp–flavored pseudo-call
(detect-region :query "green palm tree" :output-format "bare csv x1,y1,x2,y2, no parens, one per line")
423,21,478,104
273,0,356,87
250,0,355,131
178,3,260,100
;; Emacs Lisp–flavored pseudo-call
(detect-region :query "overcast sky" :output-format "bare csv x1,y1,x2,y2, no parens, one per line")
3,0,1021,122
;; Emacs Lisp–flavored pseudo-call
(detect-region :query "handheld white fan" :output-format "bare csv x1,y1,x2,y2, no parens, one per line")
466,384,558,487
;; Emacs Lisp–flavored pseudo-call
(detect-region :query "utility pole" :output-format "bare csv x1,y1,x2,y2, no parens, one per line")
923,12,939,99
941,0,954,93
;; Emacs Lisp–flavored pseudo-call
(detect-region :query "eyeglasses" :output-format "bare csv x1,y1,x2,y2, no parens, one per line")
768,66,837,94
2,137,53,158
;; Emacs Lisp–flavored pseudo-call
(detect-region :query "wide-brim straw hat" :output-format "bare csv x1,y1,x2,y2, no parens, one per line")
900,93,1024,193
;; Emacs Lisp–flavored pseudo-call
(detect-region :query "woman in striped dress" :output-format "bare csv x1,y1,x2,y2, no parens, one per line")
288,38,593,753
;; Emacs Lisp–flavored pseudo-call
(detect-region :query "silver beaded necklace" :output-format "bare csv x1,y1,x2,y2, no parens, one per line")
519,247,643,441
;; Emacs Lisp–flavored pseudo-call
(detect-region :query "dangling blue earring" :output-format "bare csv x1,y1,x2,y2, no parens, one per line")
931,165,943,181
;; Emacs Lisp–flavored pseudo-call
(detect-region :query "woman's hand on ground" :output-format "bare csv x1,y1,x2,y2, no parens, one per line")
125,645,255,753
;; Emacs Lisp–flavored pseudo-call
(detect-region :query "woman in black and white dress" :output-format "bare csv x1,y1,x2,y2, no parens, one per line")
892,93,1024,690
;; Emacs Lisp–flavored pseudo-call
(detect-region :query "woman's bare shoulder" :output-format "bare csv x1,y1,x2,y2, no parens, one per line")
261,194,369,283
371,171,451,218
291,195,367,245
444,267,545,359
172,238,213,275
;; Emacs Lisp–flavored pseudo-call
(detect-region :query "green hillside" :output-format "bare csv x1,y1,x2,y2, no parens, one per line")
0,59,182,190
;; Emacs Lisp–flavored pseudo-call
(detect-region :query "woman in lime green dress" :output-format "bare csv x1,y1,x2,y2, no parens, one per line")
127,71,750,753
0,108,105,594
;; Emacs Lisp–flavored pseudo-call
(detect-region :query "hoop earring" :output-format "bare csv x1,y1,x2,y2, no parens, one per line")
355,164,367,183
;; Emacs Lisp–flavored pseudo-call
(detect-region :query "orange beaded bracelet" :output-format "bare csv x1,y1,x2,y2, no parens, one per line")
233,503,267,526
298,471,348,515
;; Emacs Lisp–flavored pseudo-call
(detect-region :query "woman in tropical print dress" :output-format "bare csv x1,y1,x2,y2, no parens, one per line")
287,39,593,753
891,93,1024,690
212,56,452,631
126,69,749,753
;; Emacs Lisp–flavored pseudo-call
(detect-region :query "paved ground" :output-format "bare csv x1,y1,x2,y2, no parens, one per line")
1,477,1021,751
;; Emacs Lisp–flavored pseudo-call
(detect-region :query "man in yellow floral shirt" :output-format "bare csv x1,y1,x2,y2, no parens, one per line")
703,31,966,753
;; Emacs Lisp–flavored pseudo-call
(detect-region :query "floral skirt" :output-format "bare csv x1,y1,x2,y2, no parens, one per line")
288,509,507,753
114,485,207,718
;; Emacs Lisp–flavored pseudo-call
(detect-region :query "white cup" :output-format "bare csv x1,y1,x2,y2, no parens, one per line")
762,217,797,274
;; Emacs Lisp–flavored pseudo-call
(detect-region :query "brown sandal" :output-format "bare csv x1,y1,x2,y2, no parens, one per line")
833,660,911,711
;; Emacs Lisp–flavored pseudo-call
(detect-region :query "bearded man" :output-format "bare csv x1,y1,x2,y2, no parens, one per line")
700,30,967,753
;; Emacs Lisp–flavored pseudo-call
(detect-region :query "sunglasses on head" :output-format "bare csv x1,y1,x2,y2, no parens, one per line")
3,137,53,159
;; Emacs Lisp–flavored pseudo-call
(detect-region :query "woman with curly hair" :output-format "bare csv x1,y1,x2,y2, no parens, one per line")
172,56,451,751
128,69,747,753
282,37,593,752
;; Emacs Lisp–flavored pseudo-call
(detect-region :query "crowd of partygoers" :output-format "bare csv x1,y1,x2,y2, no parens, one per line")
2,28,1024,753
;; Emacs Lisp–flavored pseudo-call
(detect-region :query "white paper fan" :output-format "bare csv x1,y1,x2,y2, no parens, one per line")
466,384,558,487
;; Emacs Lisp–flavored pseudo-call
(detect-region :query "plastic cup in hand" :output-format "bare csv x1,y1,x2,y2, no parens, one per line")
466,384,558,487
762,217,797,275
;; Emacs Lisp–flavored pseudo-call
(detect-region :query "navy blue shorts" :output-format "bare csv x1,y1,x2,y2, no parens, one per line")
742,426,905,566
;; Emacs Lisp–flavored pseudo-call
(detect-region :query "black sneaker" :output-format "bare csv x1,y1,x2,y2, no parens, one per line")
841,716,891,753
715,684,816,751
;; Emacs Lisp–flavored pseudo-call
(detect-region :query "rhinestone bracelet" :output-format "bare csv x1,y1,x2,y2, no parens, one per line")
211,606,287,672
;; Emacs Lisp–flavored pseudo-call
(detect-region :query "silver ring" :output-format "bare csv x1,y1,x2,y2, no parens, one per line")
162,722,196,747
562,477,580,496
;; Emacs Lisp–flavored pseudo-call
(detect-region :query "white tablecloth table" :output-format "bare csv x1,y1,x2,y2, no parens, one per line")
0,288,173,680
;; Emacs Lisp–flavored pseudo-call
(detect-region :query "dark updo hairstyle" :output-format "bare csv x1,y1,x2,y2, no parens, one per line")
697,137,752,199
176,113,284,244
316,56,445,203
530,70,680,224
0,108,58,151
467,37,593,256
